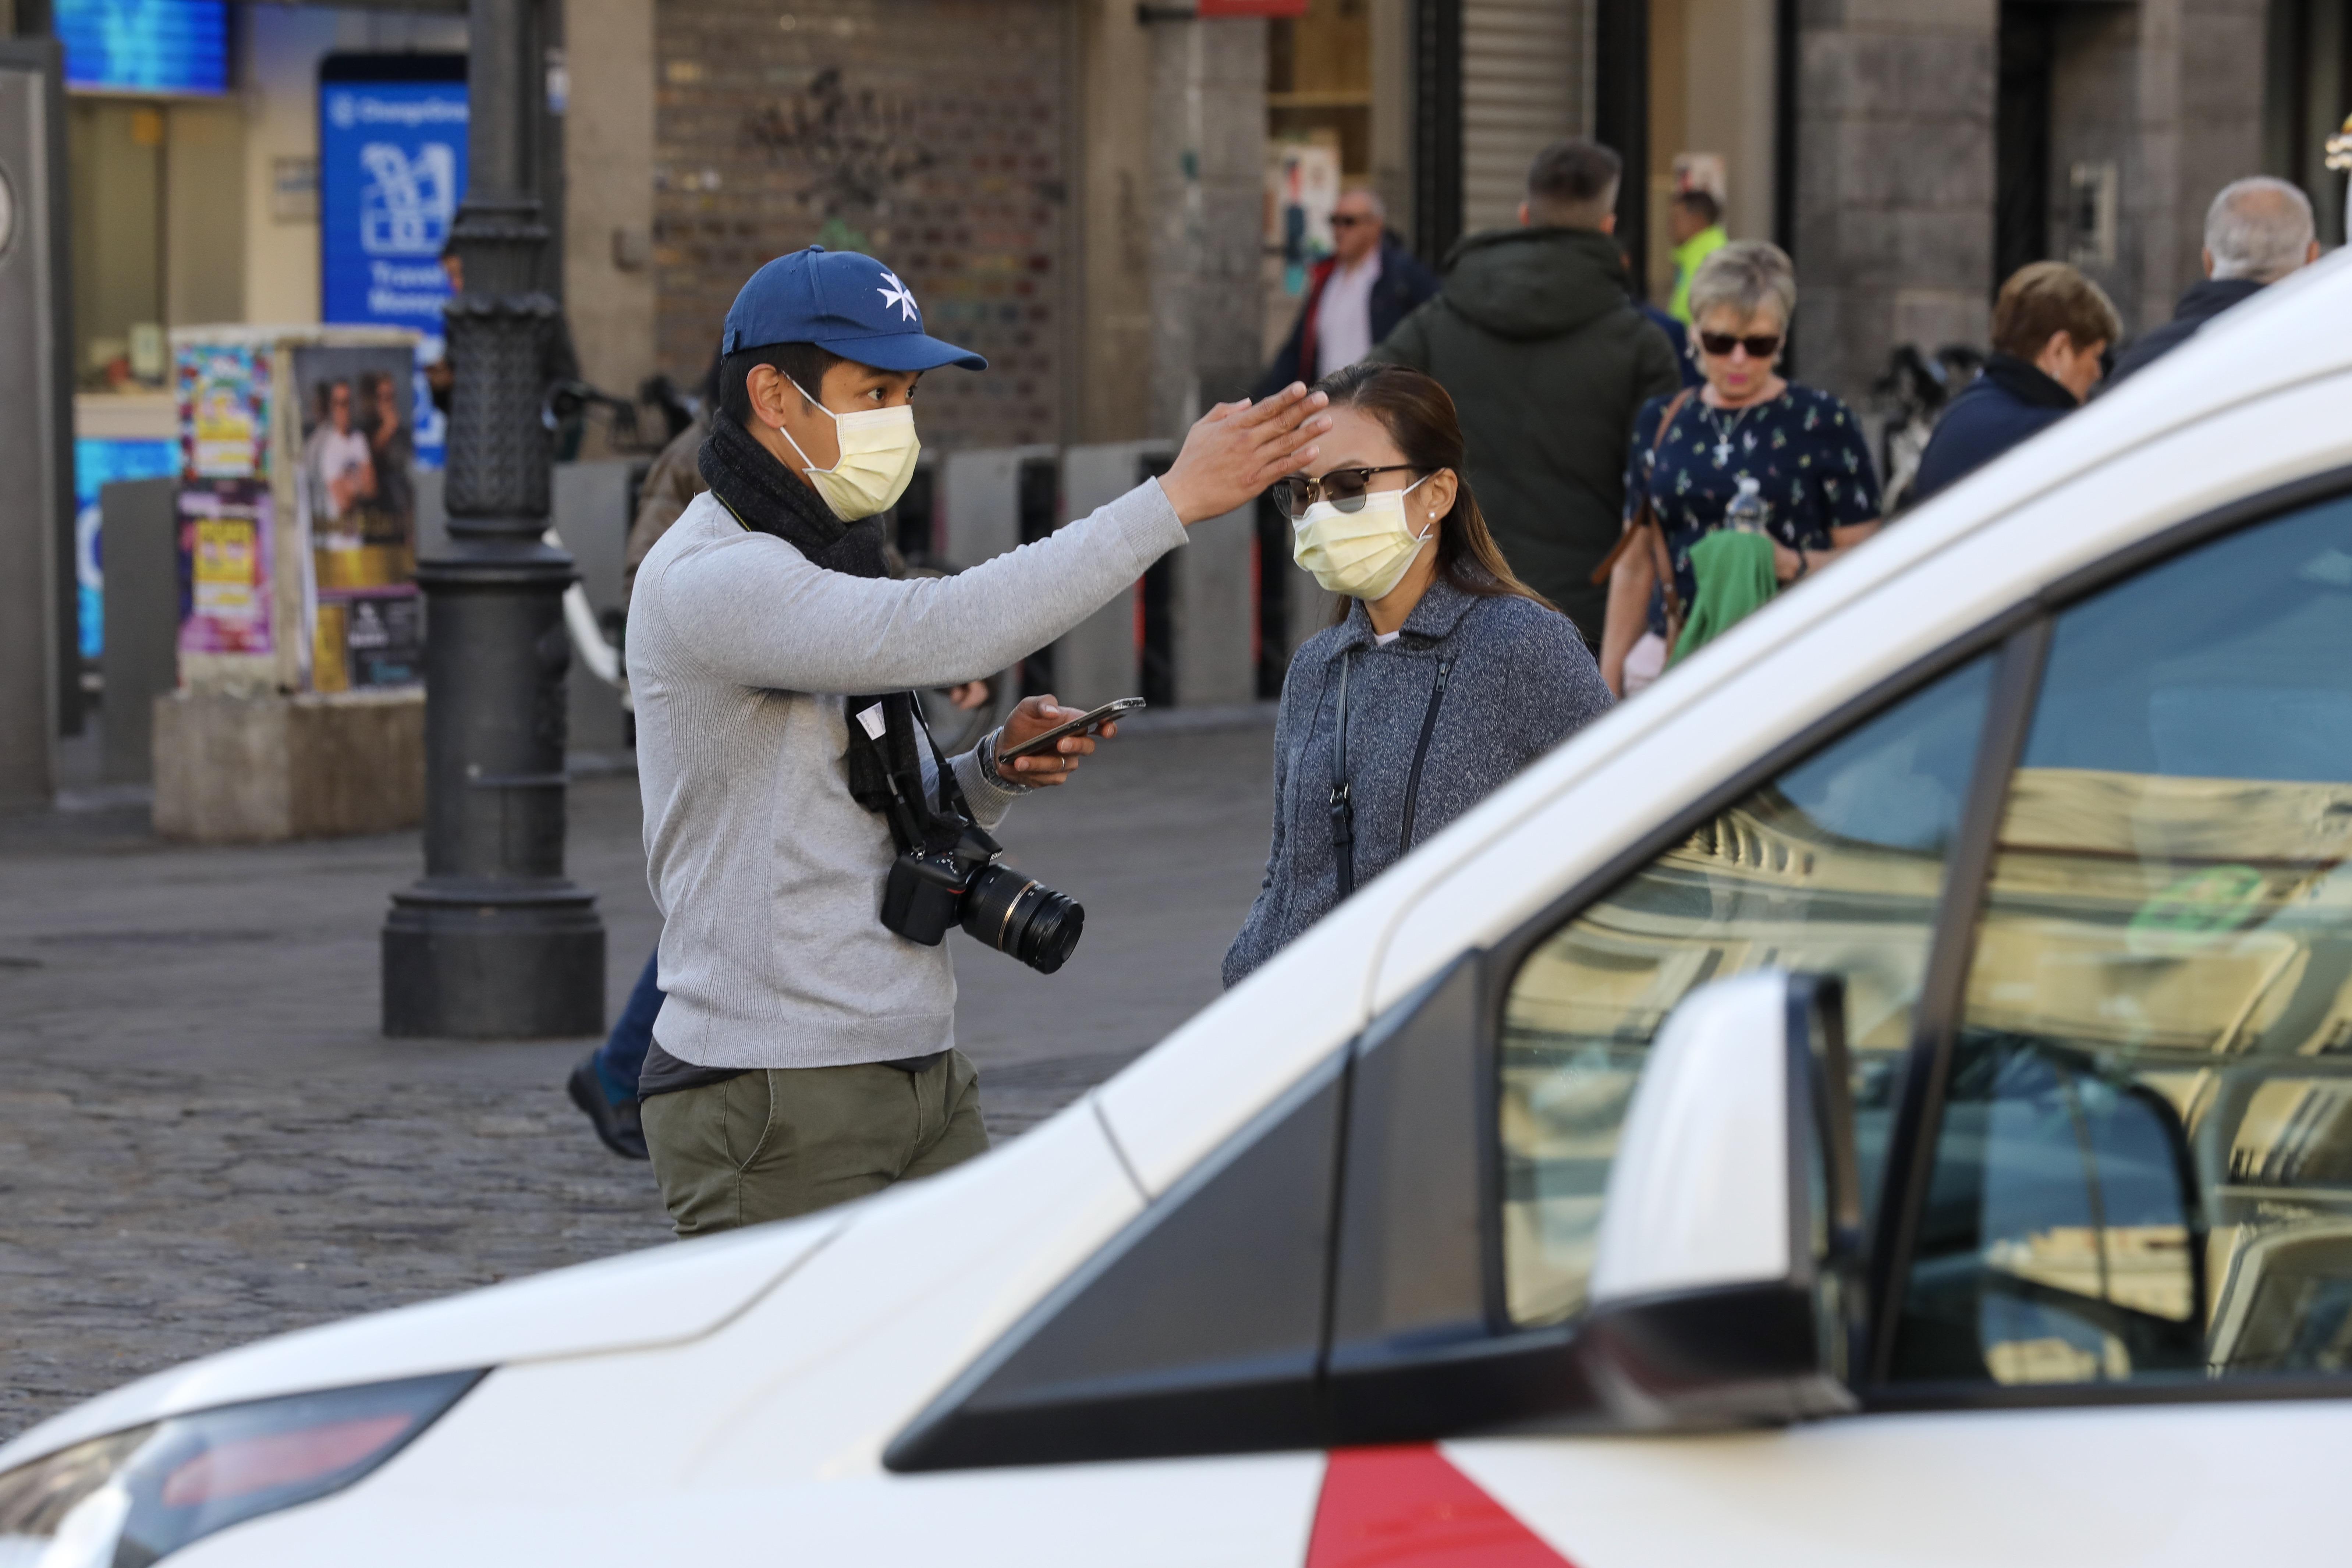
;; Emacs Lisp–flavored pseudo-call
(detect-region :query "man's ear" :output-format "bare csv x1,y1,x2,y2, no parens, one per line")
744,363,806,429
2202,246,2216,279
1601,211,1618,236
1516,200,1531,228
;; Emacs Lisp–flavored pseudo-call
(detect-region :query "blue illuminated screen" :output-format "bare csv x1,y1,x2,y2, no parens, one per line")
54,0,229,95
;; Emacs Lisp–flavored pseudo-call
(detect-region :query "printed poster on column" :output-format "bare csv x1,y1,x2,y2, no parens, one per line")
178,341,270,480
177,482,275,656
318,55,467,468
291,343,422,692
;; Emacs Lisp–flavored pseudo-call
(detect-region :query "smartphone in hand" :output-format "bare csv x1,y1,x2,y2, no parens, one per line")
997,697,1148,762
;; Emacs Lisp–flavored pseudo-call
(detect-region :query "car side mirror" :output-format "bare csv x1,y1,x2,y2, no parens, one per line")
1578,971,1863,1427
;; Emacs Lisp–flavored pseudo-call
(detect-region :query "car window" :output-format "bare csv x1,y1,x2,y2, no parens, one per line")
1498,655,1994,1327
1892,495,2352,1386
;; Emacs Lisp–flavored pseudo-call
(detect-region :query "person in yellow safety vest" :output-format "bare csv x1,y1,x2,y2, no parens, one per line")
1665,189,1729,325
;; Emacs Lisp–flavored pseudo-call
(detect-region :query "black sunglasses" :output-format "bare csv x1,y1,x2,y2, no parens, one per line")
1697,331,1783,359
1268,465,1419,521
1328,214,1373,228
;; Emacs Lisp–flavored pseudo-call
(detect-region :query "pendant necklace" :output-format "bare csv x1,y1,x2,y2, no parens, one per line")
1705,402,1755,467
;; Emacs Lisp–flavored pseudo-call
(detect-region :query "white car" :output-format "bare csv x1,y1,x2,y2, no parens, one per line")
8,255,2352,1567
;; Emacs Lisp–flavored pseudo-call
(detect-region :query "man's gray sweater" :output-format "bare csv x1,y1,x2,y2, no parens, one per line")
628,481,1188,1070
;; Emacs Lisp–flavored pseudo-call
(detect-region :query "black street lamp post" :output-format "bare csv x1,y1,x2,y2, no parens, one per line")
383,0,604,1037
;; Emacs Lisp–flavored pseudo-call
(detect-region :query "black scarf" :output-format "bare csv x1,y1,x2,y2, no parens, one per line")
698,411,962,850
696,412,890,578
1979,352,2079,412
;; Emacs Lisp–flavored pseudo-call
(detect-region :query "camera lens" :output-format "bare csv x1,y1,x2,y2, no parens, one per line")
960,863,1085,975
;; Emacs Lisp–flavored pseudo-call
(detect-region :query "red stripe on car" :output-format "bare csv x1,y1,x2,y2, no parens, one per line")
1306,1444,1575,1567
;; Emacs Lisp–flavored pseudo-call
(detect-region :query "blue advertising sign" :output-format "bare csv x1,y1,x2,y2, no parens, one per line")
53,0,228,95
74,437,181,660
319,64,467,468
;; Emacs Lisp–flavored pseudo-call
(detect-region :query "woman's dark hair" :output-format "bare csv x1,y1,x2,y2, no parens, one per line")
1308,361,1558,624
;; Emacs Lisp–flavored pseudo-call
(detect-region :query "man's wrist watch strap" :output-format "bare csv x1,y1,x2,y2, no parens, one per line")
979,727,1034,795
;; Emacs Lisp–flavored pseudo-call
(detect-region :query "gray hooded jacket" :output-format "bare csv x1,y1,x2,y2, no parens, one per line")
1222,575,1613,987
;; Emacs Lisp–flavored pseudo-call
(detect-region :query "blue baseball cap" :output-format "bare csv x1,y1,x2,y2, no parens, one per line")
721,246,987,373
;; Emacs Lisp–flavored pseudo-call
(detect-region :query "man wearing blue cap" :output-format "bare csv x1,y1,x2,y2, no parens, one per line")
626,247,1331,1232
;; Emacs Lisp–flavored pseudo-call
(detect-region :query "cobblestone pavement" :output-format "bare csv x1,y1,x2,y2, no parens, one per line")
0,716,1274,1441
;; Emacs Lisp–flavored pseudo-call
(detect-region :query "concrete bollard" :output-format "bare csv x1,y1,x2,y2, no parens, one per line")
938,445,1058,574
1175,497,1257,709
96,478,181,784
939,446,1057,724
1056,441,1173,710
551,458,637,756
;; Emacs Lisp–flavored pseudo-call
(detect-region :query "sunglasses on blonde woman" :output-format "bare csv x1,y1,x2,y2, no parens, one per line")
1698,332,1783,358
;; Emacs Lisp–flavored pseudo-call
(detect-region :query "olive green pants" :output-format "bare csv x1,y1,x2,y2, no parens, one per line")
641,1051,989,1235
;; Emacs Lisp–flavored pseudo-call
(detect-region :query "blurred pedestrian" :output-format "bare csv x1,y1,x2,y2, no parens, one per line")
1665,188,1728,326
624,358,720,598
1372,139,1679,646
425,241,581,418
2104,177,2320,389
1255,187,1438,397
1633,272,1704,391
1910,262,2119,503
1600,241,1881,696
1224,363,1611,985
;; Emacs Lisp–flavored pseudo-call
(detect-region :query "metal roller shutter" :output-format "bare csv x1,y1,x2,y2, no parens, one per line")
1459,0,1590,236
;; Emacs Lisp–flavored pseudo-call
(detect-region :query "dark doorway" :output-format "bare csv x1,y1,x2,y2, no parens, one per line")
1995,3,2058,290
1016,456,1060,698
1255,494,1289,699
1137,453,1177,709
1594,0,1652,293
2264,0,2352,247
1411,0,1463,265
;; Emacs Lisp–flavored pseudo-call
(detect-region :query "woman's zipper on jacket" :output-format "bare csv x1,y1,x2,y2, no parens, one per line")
1397,657,1453,855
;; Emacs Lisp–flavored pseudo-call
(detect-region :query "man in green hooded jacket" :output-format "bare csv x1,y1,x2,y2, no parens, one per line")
1370,139,1678,644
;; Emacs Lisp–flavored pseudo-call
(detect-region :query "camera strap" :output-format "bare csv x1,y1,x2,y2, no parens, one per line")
844,691,976,858
1328,651,1355,899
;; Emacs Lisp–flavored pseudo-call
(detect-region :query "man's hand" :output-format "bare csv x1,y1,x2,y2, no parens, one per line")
1157,383,1333,525
994,694,1115,787
946,680,991,711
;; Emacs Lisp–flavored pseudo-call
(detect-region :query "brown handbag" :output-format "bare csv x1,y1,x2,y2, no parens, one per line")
1592,387,1698,649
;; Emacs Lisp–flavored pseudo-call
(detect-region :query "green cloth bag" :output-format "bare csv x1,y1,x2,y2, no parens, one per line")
1670,528,1777,664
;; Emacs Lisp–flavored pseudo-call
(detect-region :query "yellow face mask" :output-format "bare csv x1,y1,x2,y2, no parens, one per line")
775,378,922,521
1291,476,1434,601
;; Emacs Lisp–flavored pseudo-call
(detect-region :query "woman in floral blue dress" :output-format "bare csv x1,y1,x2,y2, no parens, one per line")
1600,242,1883,695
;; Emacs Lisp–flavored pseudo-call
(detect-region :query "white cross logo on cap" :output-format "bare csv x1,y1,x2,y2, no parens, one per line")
876,271,918,323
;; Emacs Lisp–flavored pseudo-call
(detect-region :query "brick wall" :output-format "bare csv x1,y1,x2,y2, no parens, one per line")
653,0,1069,449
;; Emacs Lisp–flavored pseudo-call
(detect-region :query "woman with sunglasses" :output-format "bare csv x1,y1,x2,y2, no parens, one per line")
1222,363,1613,986
1599,241,1883,696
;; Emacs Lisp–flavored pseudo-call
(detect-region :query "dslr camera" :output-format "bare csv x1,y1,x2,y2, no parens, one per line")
882,821,1084,975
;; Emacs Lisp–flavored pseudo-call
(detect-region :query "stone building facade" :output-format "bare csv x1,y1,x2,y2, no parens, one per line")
553,0,2335,448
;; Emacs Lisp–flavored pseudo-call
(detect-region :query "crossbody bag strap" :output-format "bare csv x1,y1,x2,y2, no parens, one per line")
1590,386,1699,588
1327,649,1356,900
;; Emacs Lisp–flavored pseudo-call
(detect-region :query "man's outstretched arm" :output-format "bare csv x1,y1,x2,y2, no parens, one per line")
651,387,1332,695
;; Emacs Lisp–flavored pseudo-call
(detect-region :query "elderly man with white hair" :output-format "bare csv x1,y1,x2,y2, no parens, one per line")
2106,176,2323,388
